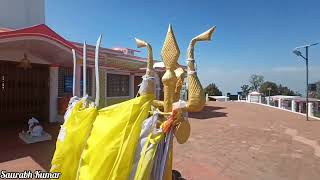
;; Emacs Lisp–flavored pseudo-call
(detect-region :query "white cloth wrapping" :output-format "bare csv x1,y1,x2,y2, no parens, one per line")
151,136,164,179
172,100,188,121
172,100,187,110
129,112,159,180
63,96,81,123
138,75,156,95
151,128,174,180
186,60,197,75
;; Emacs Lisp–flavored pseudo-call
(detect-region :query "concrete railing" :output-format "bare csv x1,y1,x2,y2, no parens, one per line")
244,98,320,120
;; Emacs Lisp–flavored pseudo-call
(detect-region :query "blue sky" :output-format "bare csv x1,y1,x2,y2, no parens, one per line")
46,0,320,95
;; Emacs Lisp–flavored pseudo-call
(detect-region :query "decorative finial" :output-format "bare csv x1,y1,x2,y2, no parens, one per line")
161,24,180,70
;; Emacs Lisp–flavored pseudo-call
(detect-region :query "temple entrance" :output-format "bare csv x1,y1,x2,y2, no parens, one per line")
0,60,49,124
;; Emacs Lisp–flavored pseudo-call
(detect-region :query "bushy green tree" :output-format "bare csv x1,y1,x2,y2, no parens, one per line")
242,75,300,96
240,84,250,96
259,81,278,96
277,84,297,96
315,81,320,99
204,83,222,96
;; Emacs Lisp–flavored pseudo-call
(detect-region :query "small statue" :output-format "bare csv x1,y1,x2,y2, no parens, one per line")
26,117,43,137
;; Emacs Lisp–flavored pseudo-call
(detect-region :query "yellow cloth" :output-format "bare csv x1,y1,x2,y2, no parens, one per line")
50,99,97,180
134,130,164,180
78,94,154,180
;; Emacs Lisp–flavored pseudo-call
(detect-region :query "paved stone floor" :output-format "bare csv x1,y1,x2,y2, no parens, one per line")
2,101,320,180
0,122,59,172
173,101,320,180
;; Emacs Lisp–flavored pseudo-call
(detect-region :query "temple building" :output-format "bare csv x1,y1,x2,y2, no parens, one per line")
0,0,162,123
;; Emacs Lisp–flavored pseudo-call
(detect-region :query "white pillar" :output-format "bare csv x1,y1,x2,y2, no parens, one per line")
278,98,282,108
129,74,135,98
258,96,262,103
206,94,209,102
49,65,59,122
237,95,240,101
267,97,270,105
248,95,251,102
308,102,314,117
75,64,81,96
291,100,296,112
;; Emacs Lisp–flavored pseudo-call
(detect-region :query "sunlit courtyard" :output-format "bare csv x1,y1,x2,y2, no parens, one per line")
2,101,320,180
174,101,320,180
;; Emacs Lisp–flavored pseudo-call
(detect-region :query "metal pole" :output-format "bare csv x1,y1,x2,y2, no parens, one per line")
268,89,270,105
306,46,309,121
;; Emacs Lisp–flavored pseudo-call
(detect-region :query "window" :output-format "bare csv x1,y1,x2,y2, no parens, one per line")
59,67,92,96
63,76,86,94
107,73,129,97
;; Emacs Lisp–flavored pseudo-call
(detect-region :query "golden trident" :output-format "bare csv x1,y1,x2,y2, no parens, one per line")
136,24,216,179
162,25,215,179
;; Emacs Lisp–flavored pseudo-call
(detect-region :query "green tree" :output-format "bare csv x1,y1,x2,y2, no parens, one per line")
315,81,320,99
260,81,278,96
249,74,264,91
204,83,222,96
240,84,250,96
277,84,297,96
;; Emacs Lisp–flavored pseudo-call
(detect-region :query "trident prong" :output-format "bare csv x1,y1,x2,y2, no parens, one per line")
187,26,216,71
94,35,102,107
134,38,156,96
135,38,153,76
72,49,76,97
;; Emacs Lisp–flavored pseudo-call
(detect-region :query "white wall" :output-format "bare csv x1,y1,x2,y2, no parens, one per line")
0,0,45,29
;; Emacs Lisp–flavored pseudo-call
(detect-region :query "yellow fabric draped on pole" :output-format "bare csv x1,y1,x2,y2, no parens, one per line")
77,94,154,180
50,99,97,180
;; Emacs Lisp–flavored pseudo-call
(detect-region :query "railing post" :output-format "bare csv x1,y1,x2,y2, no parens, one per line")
298,102,302,113
278,98,282,108
308,102,314,117
291,100,296,112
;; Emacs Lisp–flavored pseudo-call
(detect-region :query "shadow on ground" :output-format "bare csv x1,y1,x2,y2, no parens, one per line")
189,105,227,119
172,169,186,180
